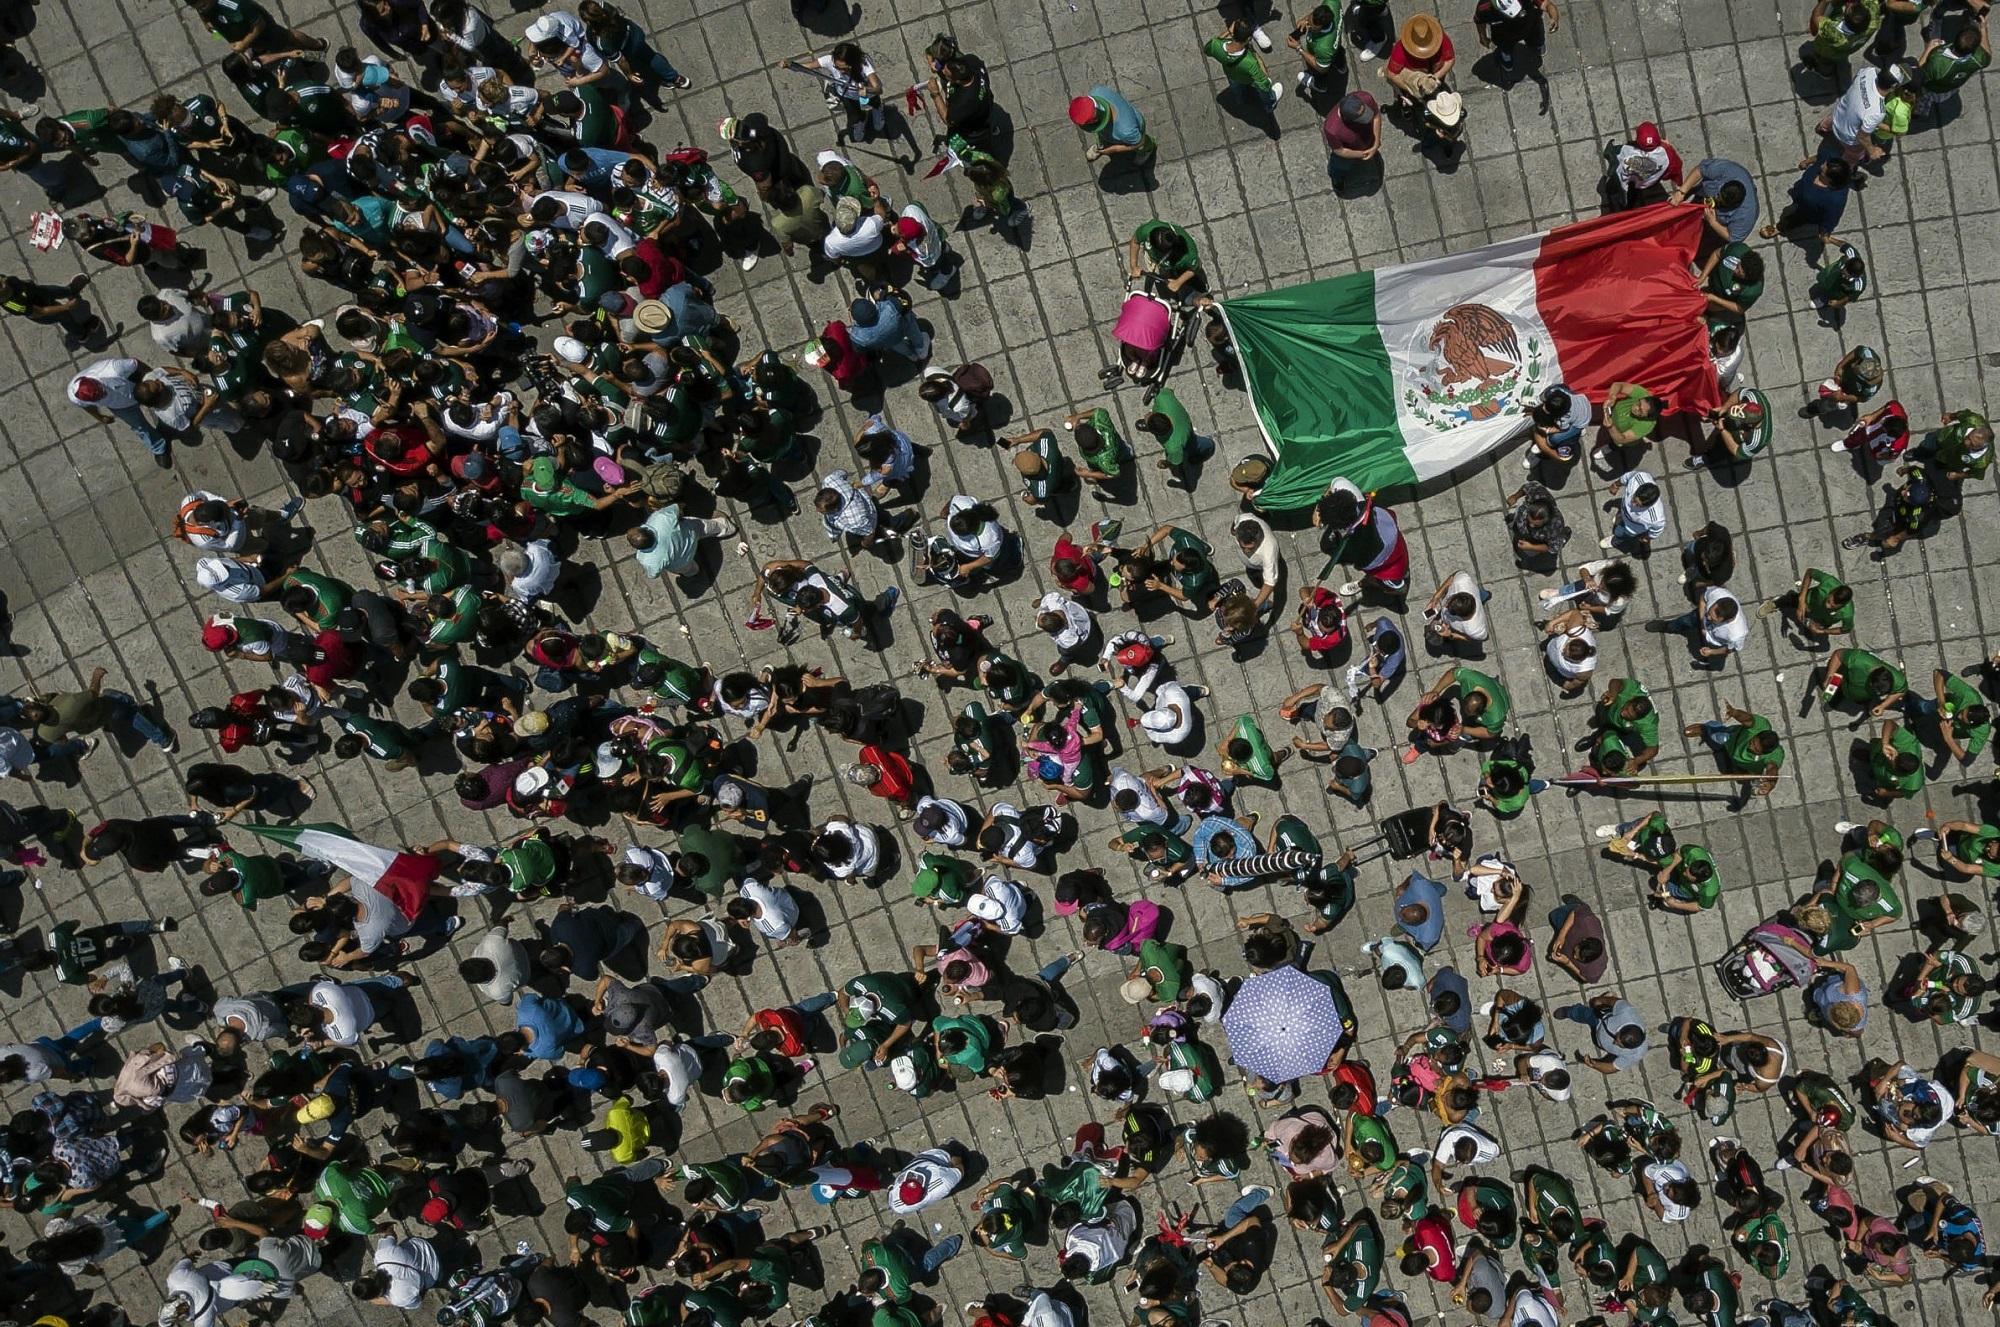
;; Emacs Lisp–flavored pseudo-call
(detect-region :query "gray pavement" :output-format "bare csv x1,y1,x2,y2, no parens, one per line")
0,0,1997,1323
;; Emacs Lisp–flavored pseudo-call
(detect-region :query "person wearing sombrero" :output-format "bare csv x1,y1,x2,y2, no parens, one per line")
1384,13,1456,114
1068,84,1155,172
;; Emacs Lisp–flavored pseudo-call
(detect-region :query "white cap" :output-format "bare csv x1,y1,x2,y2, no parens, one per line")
552,335,589,364
890,1053,921,1091
1493,0,1524,16
524,15,561,41
966,893,1006,922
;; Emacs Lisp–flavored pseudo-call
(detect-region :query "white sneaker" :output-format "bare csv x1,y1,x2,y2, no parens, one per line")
1336,581,1362,597
1592,825,1618,839
1269,81,1284,107
167,955,187,971
739,253,759,271
1833,820,1859,835
1522,451,1536,470
1251,24,1273,49
1296,70,1312,92
1598,534,1617,549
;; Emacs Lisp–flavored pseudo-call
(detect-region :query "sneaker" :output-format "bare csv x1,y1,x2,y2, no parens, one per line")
1833,819,1859,835
1296,70,1312,92
76,736,100,757
1522,451,1537,471
1268,82,1284,107
739,252,759,271
1598,534,1617,549
1682,454,1706,470
278,496,304,521
159,733,179,753
671,75,693,90
440,916,465,937
248,187,277,203
157,917,179,933
496,1158,534,1180
167,956,187,972
1252,24,1273,50
1592,825,1618,839
1336,580,1362,597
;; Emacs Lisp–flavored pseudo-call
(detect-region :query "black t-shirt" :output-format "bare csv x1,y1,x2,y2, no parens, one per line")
527,1264,588,1327
944,57,992,136
99,818,179,872
1473,0,1537,42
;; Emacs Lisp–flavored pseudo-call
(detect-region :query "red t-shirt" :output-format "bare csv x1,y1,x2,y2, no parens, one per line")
752,1007,808,1057
820,322,869,388
1322,91,1379,153
860,744,915,804
1386,33,1453,74
1049,535,1097,593
1331,1058,1377,1113
304,629,363,689
1412,1212,1457,1281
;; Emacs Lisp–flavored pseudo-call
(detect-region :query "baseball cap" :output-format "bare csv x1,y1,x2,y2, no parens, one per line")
1068,94,1102,127
890,1055,921,1092
201,622,236,650
69,376,106,403
420,1196,454,1225
552,334,589,364
295,1093,337,1124
301,1202,337,1238
524,15,561,41
1633,121,1662,150
895,216,924,242
966,892,1006,922
1338,93,1376,126
897,1175,928,1206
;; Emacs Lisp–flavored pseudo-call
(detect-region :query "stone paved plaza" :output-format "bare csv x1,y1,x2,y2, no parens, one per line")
0,0,1997,1322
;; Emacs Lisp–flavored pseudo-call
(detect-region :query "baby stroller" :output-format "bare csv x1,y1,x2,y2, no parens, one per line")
1100,275,1196,404
1714,921,1816,1000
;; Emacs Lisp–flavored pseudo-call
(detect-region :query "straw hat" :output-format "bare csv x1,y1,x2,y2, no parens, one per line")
632,299,672,335
1399,14,1443,58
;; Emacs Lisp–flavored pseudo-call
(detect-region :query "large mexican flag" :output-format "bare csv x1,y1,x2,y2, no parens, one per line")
1221,205,1721,510
244,821,439,920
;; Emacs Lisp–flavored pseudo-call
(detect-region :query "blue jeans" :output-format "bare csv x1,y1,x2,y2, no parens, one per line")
115,1207,173,1245
102,690,171,748
1700,720,1731,748
795,991,837,1015
1221,1186,1272,1228
1038,954,1076,984
106,402,171,456
29,737,89,768
919,1233,962,1274
36,1017,104,1073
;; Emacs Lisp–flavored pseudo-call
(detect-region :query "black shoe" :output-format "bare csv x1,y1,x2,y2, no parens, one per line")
153,447,173,469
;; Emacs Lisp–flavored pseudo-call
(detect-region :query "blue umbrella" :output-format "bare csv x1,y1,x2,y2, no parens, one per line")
1222,966,1346,1082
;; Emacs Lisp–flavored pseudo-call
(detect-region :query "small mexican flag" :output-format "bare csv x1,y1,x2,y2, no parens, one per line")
244,821,438,921
1222,205,1721,509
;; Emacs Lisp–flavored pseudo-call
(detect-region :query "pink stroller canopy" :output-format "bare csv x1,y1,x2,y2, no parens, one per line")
1115,295,1171,352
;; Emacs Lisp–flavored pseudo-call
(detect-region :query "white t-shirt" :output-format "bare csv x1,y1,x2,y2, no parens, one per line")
1829,64,1885,144
736,879,798,940
971,875,1027,934
653,1040,701,1107
622,845,674,902
1545,624,1597,678
1437,1121,1501,1165
471,928,530,1004
815,52,877,103
1234,516,1281,586
1643,1160,1693,1220
945,496,1004,558
896,202,945,266
1062,1201,1138,1270
823,820,879,879
1524,1049,1570,1100
1437,570,1490,640
1616,470,1668,538
888,1149,962,1213
913,795,969,846
1110,767,1169,824
528,189,596,230
1701,587,1750,651
506,540,562,601
823,212,885,260
309,979,376,1047
196,557,266,603
1035,591,1093,650
353,880,413,955
1140,681,1198,745
371,1235,440,1308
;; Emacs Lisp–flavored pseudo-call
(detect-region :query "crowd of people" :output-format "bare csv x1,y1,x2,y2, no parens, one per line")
0,0,1995,1326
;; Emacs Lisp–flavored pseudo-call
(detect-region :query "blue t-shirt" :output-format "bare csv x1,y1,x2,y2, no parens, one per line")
1788,149,1850,235
1087,84,1145,145
1192,813,1258,868
1395,871,1447,950
1692,157,1758,242
516,991,585,1060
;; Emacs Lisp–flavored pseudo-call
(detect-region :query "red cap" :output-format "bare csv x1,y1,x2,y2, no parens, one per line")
420,1197,453,1225
1633,121,1662,150
895,217,925,242
1068,94,1101,127
201,623,236,650
71,377,106,403
898,1176,928,1207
